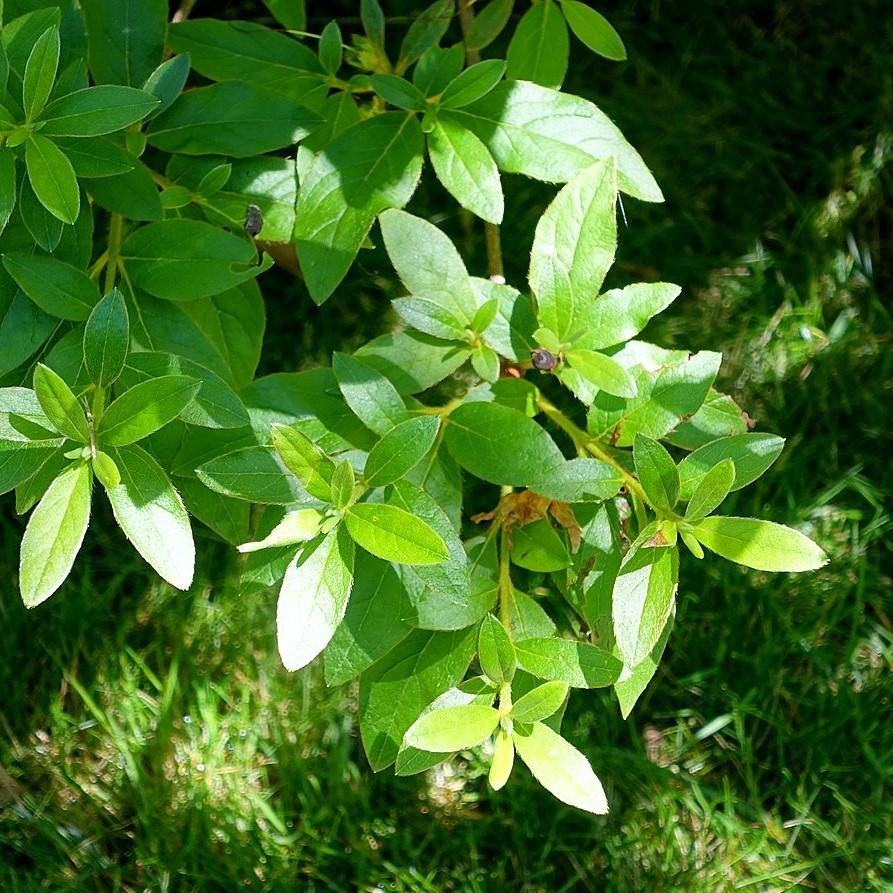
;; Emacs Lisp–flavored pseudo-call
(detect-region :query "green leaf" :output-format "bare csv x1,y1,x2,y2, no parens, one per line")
391,297,466,341
561,0,626,60
330,459,354,509
364,416,440,488
0,387,59,443
0,445,62,496
19,461,91,608
295,113,424,303
633,434,680,513
677,433,785,500
614,602,674,719
515,637,622,688
147,82,320,156
404,704,500,752
685,458,735,521
445,402,564,486
17,176,63,252
98,375,200,446
428,118,504,224
506,589,557,640
565,349,636,398
33,364,88,443
361,0,386,47
83,290,132,387
465,0,514,51
53,137,136,179
356,330,470,395
197,445,308,505
370,74,426,110
440,60,506,109
332,352,407,436
86,160,162,222
693,517,829,573
106,444,194,589
512,721,608,814
529,159,617,342
0,150,16,237
37,86,159,136
0,288,55,375
345,502,449,566
479,614,516,684
121,219,263,301
2,252,99,322
359,626,478,770
571,282,681,351
22,24,59,121
489,727,514,790
529,457,623,503
511,681,569,723
318,21,343,74
448,80,662,202
612,543,678,668
588,350,722,447
379,209,478,325
471,344,500,383
507,0,569,89
237,508,320,553
91,449,120,489
510,520,571,572
665,389,749,450
25,134,79,224
397,0,453,69
324,551,414,686
270,422,335,502
389,480,491,630
142,54,191,119
82,0,167,86
277,526,355,671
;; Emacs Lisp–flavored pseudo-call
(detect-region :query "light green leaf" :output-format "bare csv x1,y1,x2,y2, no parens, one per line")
121,219,263,301
413,45,464,95
507,0,569,89
345,502,448,566
530,159,617,341
370,74,426,110
489,727,514,790
238,508,321,553
379,209,478,325
684,458,735,521
510,519,571,572
565,349,636,398
332,351,408,436
33,364,88,443
330,459,354,509
391,296,466,341
449,80,662,202
479,613,516,684
22,24,59,121
614,603,674,719
529,457,623,503
19,461,91,608
439,59,506,109
270,422,335,502
91,449,120,489
197,445,308,505
612,543,678,668
428,117,504,224
142,54,191,119
445,402,564,486
38,86,159,136
665,389,749,450
277,526,355,671
515,637,622,688
295,113,424,303
25,134,79,224
572,282,681,351
98,375,200,446
511,680,569,723
693,517,829,572
404,704,500,752
106,444,195,589
513,721,608,814
397,0,453,69
83,289,129,387
561,0,626,60
678,433,785,500
633,434,679,513
364,415,440,487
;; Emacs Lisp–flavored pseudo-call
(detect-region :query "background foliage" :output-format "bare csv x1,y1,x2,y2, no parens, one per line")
1,0,891,890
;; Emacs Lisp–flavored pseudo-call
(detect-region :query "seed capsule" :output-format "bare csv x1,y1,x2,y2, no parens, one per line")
244,204,263,237
531,348,558,371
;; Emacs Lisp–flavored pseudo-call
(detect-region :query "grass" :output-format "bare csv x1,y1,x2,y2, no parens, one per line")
2,0,892,890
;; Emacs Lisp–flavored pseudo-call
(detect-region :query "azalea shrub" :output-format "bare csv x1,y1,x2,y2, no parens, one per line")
0,0,827,814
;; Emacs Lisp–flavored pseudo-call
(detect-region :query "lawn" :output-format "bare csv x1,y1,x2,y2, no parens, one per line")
2,1,891,890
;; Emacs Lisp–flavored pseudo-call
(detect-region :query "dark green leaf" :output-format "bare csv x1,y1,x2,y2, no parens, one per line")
507,0,569,89
86,161,162,222
38,86,159,136
318,21,343,74
561,0,626,61
440,60,506,108
25,134,79,224
197,444,308,505
529,457,623,503
677,433,785,500
2,252,99,321
684,458,735,521
83,288,129,387
465,0,514,51
371,74,426,110
397,0,453,69
22,24,59,121
142,54,191,119
479,613,516,684
0,151,16,236
82,0,167,86
53,136,136,178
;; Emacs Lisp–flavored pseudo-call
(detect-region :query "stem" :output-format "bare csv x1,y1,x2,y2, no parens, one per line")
458,0,505,281
498,518,512,629
537,396,651,506
104,214,124,294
